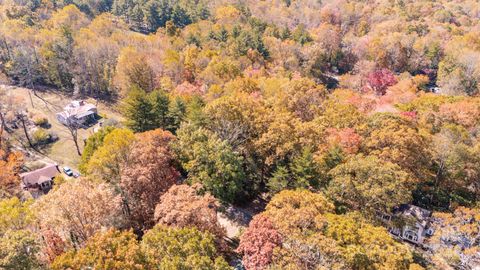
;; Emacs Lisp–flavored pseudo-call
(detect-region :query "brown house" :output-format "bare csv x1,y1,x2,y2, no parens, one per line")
20,164,59,198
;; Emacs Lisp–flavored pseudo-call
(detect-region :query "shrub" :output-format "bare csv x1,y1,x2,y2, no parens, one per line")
32,129,50,145
33,116,49,127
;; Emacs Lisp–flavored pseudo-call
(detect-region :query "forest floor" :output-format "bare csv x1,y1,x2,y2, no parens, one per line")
2,85,124,171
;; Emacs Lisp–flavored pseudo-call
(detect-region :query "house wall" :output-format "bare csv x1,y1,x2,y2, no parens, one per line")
56,114,67,125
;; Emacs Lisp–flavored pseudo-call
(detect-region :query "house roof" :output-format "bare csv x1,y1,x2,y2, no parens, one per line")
20,164,59,186
57,101,96,120
74,110,95,119
393,204,432,225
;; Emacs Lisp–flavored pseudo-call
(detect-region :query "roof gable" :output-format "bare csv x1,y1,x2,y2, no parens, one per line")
20,164,59,185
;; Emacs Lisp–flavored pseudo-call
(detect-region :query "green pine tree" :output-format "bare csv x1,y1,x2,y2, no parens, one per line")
291,147,320,189
267,166,291,194
149,90,170,130
167,97,187,133
123,86,155,132
280,25,291,40
186,95,207,127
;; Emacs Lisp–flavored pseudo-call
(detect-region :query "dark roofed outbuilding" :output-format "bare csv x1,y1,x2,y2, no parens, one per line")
20,164,59,198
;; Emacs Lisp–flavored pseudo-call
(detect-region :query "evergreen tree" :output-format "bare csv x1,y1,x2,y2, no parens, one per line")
292,24,312,45
171,5,191,28
175,123,246,203
280,25,291,40
267,166,291,194
149,90,170,130
167,97,187,133
291,147,320,189
186,95,207,127
123,86,155,132
267,148,319,193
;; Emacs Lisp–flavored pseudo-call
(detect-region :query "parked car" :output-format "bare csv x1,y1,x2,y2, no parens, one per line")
73,171,81,178
63,166,73,176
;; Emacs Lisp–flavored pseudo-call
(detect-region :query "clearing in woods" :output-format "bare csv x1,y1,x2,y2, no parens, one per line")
2,85,124,170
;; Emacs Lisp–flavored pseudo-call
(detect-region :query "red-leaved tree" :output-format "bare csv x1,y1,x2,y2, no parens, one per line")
366,69,398,95
121,129,180,231
237,215,282,270
41,229,66,263
154,184,226,240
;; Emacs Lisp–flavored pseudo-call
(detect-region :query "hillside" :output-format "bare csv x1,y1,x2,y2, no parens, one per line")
0,0,479,269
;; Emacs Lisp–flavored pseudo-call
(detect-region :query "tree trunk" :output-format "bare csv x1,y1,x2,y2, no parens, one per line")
2,37,12,60
0,112,4,148
69,127,82,156
20,115,35,149
28,89,35,109
0,112,7,133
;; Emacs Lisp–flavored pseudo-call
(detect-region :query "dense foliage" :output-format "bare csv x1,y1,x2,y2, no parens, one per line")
1,0,480,269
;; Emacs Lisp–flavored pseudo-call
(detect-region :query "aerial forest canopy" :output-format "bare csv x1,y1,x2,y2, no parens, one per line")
0,0,479,269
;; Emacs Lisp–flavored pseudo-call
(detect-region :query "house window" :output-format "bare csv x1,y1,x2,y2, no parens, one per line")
389,227,401,236
403,230,418,242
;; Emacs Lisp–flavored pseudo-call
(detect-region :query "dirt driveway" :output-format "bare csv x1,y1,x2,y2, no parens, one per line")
2,85,124,170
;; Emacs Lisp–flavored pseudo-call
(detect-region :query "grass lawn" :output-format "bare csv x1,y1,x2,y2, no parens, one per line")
3,85,124,170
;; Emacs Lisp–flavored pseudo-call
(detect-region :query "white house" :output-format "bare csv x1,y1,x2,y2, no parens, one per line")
56,100,97,126
381,204,434,245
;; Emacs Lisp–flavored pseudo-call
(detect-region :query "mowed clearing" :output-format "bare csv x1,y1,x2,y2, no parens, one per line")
3,85,124,170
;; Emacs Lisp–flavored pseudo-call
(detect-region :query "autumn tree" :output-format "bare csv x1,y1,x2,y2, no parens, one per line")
280,78,326,121
264,189,334,235
205,92,268,192
0,198,40,270
51,229,148,270
437,38,480,96
0,197,34,234
41,229,66,264
154,184,225,240
428,207,480,269
0,230,41,270
260,190,414,269
33,179,124,248
205,91,266,152
141,225,231,270
328,155,413,215
79,126,115,174
237,215,282,270
120,129,179,231
71,14,124,97
254,111,303,167
115,46,155,94
39,5,88,90
0,147,23,198
361,113,432,182
324,212,413,270
315,99,365,130
260,190,340,269
365,69,398,95
429,124,480,207
85,128,135,184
